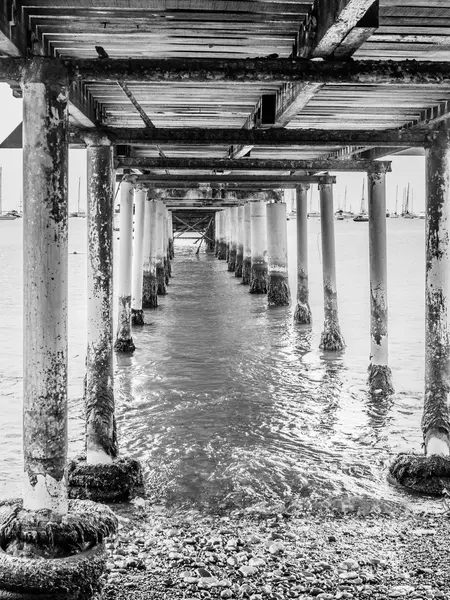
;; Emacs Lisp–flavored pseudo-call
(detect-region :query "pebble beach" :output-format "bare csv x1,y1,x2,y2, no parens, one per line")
102,499,450,600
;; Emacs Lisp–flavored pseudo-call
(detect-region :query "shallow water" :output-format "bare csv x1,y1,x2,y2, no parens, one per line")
0,216,441,513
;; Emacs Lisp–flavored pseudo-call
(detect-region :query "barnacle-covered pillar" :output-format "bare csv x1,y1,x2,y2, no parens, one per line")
266,201,290,305
156,200,167,295
319,179,345,351
225,207,231,262
235,205,245,277
114,176,135,352
0,57,118,598
168,208,174,259
242,203,252,284
131,186,147,326
217,210,227,260
214,211,220,256
163,204,170,284
143,200,158,308
249,200,268,294
390,131,450,495
67,134,143,504
294,184,312,324
367,164,394,394
228,206,238,271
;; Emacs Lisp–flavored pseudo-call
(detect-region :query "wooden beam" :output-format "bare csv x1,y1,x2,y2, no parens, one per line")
115,175,336,189
80,127,426,148
0,1,27,57
3,57,450,86
116,157,391,172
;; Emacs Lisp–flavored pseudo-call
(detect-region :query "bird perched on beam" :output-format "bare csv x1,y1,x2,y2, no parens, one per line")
95,46,109,59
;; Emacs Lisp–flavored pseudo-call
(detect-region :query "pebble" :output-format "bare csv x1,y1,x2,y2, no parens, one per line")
220,591,233,599
389,585,416,597
239,566,258,577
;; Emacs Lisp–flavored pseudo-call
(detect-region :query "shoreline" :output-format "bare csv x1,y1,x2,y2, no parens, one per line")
102,498,450,600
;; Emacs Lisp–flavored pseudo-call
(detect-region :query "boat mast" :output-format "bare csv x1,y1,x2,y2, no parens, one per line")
395,184,398,214
360,179,366,213
405,182,410,215
344,185,347,212
0,166,2,215
77,177,81,214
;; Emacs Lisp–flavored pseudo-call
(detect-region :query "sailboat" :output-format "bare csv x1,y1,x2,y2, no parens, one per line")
353,179,369,222
0,166,20,220
390,185,399,218
335,193,345,220
402,183,416,219
69,177,86,217
307,185,320,218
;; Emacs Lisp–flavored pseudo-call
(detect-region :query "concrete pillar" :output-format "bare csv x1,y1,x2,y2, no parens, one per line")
114,177,135,352
319,181,345,351
168,209,174,259
85,135,117,465
228,206,238,271
242,203,252,284
156,200,167,295
166,206,172,279
367,165,393,394
163,205,170,285
214,212,220,256
131,187,146,326
225,208,231,262
235,205,245,277
217,210,227,260
294,184,312,324
22,58,69,514
143,201,158,308
266,202,290,305
422,131,450,457
249,200,268,294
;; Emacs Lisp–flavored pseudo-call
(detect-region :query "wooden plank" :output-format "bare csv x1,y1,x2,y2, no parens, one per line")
116,174,337,188
70,126,426,147
116,157,391,171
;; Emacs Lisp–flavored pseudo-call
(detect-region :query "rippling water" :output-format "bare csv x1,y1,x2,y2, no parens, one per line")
0,216,440,514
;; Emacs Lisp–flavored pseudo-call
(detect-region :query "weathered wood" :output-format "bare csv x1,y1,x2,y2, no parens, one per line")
97,127,426,147
116,156,391,172
127,174,337,184
3,57,450,85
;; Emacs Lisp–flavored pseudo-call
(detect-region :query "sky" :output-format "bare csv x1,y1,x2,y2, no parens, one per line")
0,83,426,214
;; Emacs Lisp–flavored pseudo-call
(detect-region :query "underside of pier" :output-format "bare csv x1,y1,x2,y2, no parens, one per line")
0,1,449,208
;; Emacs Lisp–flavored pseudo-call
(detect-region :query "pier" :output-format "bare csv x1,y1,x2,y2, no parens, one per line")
1,0,450,597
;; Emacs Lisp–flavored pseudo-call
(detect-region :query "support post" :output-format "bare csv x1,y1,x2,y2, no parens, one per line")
22,58,70,515
114,176,136,352
131,187,146,326
216,210,226,260
249,200,268,294
242,203,251,284
142,196,153,308
235,205,244,277
163,205,170,285
166,206,173,278
168,209,174,259
225,208,231,262
143,201,158,307
367,165,393,393
156,200,167,295
214,212,220,256
267,202,290,305
389,130,450,496
319,181,345,350
228,206,238,271
85,135,117,465
294,184,312,324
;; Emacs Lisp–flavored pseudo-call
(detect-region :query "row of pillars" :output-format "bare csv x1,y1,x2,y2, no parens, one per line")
10,58,450,556
115,180,174,353
213,172,392,396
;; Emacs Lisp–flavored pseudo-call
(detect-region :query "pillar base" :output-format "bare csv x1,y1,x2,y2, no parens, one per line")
0,499,116,599
268,274,290,306
367,364,394,395
156,266,166,295
242,259,251,284
249,264,268,294
142,275,158,309
235,255,243,278
113,338,135,353
68,455,143,503
319,321,345,351
227,249,237,272
131,309,144,326
389,453,450,496
294,301,312,325
163,258,170,285
168,239,174,260
217,242,227,261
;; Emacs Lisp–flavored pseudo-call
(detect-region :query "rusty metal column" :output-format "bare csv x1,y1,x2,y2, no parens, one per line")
228,206,238,271
267,201,290,305
85,134,117,465
242,203,252,284
131,186,146,326
22,58,69,513
367,164,394,394
319,180,345,351
156,200,167,295
114,176,135,352
294,184,312,324
250,200,268,294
